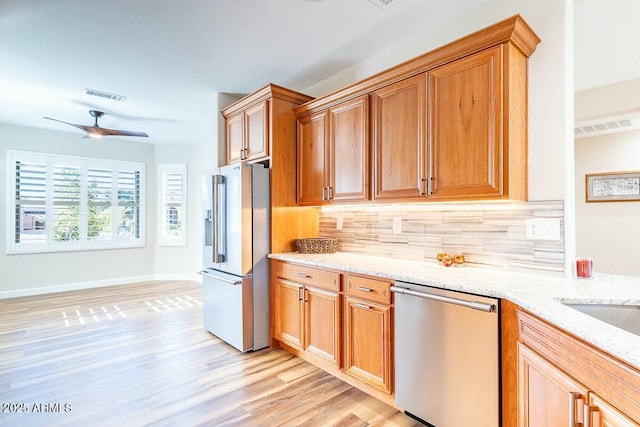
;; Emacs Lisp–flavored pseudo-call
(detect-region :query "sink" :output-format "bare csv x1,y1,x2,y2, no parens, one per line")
562,303,640,336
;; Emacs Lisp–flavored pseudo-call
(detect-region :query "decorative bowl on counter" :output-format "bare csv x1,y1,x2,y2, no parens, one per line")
295,238,338,254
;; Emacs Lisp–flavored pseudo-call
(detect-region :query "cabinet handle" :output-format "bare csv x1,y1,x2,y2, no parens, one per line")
421,178,427,196
295,272,311,278
297,287,303,301
583,404,597,427
321,186,327,201
244,148,249,159
568,392,583,427
428,177,434,195
304,288,308,303
355,303,371,310
328,186,333,200
356,286,373,292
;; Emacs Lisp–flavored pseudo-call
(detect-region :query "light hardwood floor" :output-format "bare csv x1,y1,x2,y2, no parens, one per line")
0,280,420,427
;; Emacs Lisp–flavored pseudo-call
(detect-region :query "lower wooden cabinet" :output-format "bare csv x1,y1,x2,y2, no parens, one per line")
304,286,341,367
518,342,589,427
344,297,391,393
274,277,304,350
515,308,640,427
271,260,394,401
273,262,341,368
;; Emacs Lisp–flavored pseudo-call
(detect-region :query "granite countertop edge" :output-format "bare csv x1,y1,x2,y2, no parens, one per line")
268,252,640,370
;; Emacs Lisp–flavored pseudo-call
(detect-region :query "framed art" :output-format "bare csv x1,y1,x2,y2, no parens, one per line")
585,171,640,202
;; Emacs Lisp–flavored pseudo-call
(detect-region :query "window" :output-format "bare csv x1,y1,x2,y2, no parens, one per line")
158,164,186,246
8,150,145,254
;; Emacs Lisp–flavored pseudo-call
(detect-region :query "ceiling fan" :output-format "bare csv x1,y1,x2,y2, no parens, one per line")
44,110,149,138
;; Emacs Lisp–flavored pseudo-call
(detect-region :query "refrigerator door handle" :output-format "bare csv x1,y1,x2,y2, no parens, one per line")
198,270,242,285
211,174,226,263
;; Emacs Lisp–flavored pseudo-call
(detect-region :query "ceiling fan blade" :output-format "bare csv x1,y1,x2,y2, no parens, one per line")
96,128,149,137
44,111,149,138
43,116,87,132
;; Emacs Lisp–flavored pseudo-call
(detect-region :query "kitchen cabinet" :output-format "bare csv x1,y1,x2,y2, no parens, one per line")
427,46,503,199
273,262,341,367
293,15,539,204
344,274,392,393
588,393,639,427
297,95,369,205
224,100,268,164
221,84,316,254
515,308,640,426
271,260,396,405
518,342,589,426
372,74,426,200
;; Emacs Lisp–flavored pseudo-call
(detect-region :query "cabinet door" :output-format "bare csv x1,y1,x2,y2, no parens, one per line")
245,100,269,161
297,111,329,205
372,74,426,200
344,297,391,393
274,278,304,350
518,343,589,427
328,95,369,202
588,393,638,427
304,286,340,367
427,46,502,199
226,112,245,164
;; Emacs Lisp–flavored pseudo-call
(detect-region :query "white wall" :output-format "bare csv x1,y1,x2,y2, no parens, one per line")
575,129,640,275
0,123,156,296
302,0,575,273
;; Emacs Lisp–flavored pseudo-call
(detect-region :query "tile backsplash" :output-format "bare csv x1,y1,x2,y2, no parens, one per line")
319,200,565,273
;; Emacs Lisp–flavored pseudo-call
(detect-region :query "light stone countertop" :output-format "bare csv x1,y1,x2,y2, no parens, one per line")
268,252,640,370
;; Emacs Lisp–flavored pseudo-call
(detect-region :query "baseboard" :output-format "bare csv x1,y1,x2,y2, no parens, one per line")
0,274,201,299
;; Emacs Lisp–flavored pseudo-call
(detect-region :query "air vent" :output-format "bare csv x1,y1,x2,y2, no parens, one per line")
574,114,640,139
369,0,400,9
84,88,126,102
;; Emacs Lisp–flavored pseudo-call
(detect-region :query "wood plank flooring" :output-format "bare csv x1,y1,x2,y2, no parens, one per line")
0,280,421,427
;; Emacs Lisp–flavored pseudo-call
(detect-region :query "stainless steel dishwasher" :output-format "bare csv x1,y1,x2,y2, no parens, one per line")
392,281,500,427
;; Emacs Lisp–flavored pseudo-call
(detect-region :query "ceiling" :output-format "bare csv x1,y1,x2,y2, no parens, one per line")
0,0,636,144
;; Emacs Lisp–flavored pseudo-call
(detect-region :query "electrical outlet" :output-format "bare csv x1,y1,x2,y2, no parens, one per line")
336,216,343,230
392,217,402,235
526,218,561,241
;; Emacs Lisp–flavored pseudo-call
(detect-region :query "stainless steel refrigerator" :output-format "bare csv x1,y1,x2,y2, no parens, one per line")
200,163,269,352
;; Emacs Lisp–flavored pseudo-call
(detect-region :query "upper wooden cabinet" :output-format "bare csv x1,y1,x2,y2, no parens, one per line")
221,84,312,165
294,15,540,204
427,47,502,199
372,74,426,200
297,95,369,205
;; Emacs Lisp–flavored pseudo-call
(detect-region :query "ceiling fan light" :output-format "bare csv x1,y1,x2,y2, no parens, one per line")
87,132,103,139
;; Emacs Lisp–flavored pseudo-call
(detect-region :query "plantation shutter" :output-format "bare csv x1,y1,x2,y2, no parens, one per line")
14,157,48,245
52,162,81,242
158,164,186,246
87,166,113,241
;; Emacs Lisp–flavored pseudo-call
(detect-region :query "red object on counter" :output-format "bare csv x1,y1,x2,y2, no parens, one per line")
576,258,593,278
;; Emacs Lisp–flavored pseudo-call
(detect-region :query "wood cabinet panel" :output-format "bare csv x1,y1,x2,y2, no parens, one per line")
275,262,340,292
274,278,304,350
427,46,502,199
344,274,391,305
517,310,640,424
344,297,391,393
589,393,639,427
372,74,426,200
518,342,588,427
305,286,341,367
245,100,269,161
297,111,328,205
226,112,244,164
329,94,369,202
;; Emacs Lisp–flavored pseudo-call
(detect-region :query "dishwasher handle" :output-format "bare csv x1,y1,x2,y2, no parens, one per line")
390,285,496,313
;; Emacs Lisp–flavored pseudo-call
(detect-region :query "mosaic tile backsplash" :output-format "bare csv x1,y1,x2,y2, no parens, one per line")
319,201,565,273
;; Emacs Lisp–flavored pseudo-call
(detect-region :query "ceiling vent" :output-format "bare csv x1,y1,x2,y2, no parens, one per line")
574,113,640,139
84,88,126,102
369,0,400,9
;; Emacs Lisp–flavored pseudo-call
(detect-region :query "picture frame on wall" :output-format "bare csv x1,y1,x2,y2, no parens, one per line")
585,171,640,202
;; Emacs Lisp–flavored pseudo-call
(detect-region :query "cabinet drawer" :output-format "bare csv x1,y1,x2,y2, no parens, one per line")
345,274,392,305
275,262,340,292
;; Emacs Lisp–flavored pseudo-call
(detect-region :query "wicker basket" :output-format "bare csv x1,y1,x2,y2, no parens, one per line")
295,238,338,254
